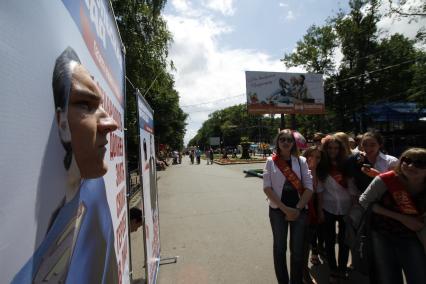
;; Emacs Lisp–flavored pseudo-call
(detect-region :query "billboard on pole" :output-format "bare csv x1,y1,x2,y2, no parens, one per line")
245,71,325,114
209,137,221,146
137,92,161,284
0,1,130,283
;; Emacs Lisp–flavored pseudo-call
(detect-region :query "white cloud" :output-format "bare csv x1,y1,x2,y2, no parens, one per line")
171,0,191,13
376,0,426,41
202,0,235,16
165,12,303,145
285,10,295,21
279,2,289,8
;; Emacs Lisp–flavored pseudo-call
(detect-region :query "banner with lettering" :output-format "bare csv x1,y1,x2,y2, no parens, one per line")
0,1,130,283
137,91,161,284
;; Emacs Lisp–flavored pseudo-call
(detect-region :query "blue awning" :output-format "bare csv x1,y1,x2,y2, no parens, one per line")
364,102,426,122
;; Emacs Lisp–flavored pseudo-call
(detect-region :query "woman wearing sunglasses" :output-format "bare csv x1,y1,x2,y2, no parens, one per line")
263,129,313,284
359,147,426,284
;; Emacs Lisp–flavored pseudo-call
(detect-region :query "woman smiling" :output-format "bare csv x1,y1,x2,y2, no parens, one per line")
263,129,313,284
359,148,426,284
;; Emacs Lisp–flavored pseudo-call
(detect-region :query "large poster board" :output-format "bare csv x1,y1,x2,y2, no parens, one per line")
245,71,325,114
0,1,130,283
137,92,161,284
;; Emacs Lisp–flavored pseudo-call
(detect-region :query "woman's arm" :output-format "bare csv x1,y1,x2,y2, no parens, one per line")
359,176,387,209
372,204,425,232
296,189,313,210
296,156,313,209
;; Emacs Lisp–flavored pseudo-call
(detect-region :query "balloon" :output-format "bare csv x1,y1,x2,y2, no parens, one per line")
291,130,308,150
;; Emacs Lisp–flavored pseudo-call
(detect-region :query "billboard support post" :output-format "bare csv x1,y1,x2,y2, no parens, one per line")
280,114,286,130
291,114,297,130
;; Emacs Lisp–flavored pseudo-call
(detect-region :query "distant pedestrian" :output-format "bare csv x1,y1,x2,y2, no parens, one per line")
189,150,194,164
195,147,201,164
206,149,211,165
209,148,214,165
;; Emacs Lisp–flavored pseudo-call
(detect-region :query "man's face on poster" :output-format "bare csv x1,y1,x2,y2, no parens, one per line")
66,64,117,178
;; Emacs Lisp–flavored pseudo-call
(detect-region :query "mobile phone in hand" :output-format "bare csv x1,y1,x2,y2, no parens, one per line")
362,164,372,169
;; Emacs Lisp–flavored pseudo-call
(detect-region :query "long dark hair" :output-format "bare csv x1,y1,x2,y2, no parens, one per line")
361,131,385,152
317,135,348,181
302,146,323,175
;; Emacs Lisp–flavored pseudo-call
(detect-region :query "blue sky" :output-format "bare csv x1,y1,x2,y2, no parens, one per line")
163,0,425,145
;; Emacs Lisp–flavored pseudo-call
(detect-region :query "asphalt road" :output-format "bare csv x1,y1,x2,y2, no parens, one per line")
131,156,369,284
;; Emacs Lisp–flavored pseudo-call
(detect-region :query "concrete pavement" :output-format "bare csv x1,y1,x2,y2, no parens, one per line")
157,158,274,284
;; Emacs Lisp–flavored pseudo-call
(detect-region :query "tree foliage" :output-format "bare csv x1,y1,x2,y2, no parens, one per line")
281,0,426,135
111,0,187,168
190,0,426,143
188,105,281,148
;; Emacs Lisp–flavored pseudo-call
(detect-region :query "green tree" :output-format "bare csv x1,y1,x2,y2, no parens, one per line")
111,0,187,168
282,24,338,75
189,104,280,148
282,23,338,133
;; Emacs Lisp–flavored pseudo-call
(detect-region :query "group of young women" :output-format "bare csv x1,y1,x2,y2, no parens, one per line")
263,129,426,284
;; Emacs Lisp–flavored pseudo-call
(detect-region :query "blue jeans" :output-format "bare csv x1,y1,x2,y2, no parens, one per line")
372,230,426,284
269,207,307,284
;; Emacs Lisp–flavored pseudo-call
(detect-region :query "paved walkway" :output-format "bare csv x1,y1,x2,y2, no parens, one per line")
132,156,369,283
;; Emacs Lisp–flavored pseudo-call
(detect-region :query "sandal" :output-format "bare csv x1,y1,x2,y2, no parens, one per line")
310,254,321,266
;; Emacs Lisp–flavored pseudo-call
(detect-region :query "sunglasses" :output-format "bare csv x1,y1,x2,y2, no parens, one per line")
279,137,294,143
401,157,426,169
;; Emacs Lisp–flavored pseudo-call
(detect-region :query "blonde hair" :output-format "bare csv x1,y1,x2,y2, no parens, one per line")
334,132,351,157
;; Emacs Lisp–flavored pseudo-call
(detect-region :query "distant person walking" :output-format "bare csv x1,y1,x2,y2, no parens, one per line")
195,147,201,164
209,148,214,165
189,150,194,164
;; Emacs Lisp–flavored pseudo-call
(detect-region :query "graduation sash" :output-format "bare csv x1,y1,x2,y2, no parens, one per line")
272,153,317,222
330,165,348,189
380,171,419,215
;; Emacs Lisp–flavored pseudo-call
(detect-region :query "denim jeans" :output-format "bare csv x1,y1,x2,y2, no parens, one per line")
372,230,426,284
269,207,307,284
323,210,349,272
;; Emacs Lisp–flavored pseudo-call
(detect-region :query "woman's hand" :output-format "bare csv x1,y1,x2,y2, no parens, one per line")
399,215,425,232
361,166,380,178
285,207,300,221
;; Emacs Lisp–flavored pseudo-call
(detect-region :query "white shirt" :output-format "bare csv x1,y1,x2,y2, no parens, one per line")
318,176,358,215
373,152,398,172
263,155,313,209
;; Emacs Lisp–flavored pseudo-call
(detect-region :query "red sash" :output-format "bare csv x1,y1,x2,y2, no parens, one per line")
380,171,419,215
330,166,348,189
272,153,317,223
